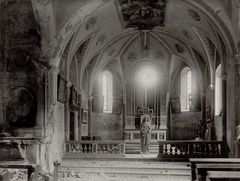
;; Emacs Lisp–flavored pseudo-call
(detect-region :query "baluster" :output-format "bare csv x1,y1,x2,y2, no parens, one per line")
177,144,181,155
89,144,92,153
86,143,89,153
98,144,101,153
106,144,110,153
109,144,113,153
114,144,118,153
182,144,186,155
102,144,106,153
117,144,120,153
209,144,213,155
167,144,171,155
163,144,167,154
83,144,87,153
174,144,178,155
172,145,175,155
203,143,207,155
80,143,83,153
73,144,76,153
215,143,220,155
76,143,80,153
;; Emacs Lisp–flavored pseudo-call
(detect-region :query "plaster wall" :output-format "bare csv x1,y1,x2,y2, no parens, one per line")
91,113,123,140
171,112,201,140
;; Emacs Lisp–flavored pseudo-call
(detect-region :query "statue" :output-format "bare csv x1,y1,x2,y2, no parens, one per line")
140,116,152,154
195,119,207,140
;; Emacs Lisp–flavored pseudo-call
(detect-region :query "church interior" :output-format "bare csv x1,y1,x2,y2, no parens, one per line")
1,0,240,180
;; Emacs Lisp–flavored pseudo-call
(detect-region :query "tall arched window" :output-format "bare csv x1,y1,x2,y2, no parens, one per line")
181,67,192,111
215,65,222,116
101,71,113,112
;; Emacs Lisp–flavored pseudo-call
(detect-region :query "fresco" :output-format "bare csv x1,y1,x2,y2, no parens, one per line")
118,0,166,30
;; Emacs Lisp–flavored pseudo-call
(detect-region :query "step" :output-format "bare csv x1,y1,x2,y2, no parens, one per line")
59,159,190,180
59,165,190,178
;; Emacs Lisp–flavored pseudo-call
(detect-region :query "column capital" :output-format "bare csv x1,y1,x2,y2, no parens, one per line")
88,95,93,100
209,85,214,90
221,73,227,81
231,54,240,65
48,66,59,74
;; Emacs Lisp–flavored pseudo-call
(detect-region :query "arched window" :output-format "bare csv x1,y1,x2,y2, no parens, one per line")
101,71,113,112
181,67,192,111
215,65,222,116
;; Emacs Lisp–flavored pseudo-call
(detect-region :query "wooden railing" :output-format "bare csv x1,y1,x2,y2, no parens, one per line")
157,140,228,161
64,140,125,158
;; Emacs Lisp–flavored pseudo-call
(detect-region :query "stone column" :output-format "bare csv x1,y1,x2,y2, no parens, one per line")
160,79,168,129
88,95,93,137
234,56,240,138
209,85,215,140
200,93,206,122
78,93,82,140
221,74,227,142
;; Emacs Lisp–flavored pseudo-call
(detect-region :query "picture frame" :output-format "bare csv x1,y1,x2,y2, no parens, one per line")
69,85,78,111
206,106,211,123
82,109,88,124
190,94,201,112
57,75,67,103
170,97,181,114
112,99,123,114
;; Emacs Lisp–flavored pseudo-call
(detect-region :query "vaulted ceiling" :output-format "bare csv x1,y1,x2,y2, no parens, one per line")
1,0,240,91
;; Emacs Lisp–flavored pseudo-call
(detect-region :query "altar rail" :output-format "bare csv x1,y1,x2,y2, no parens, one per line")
64,140,125,158
157,140,228,161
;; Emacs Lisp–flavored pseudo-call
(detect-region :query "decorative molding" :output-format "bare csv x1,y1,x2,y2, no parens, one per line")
86,17,97,30
36,10,50,23
127,52,136,61
107,48,115,56
96,36,106,46
183,30,194,40
154,51,164,60
175,44,185,53
36,0,50,6
188,9,201,21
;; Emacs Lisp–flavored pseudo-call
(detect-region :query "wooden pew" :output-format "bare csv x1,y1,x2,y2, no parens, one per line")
196,163,240,181
0,163,41,181
189,158,240,181
206,171,240,181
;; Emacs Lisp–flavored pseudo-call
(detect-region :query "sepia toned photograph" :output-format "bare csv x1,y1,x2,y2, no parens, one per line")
0,0,239,180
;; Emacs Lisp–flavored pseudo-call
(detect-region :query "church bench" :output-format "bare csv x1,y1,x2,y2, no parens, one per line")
206,171,240,181
195,163,240,181
189,158,240,181
0,163,41,181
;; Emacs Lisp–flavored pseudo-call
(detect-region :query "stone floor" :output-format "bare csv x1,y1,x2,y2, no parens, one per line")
59,154,191,181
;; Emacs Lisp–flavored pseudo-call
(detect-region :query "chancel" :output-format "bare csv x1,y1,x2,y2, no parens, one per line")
1,0,240,180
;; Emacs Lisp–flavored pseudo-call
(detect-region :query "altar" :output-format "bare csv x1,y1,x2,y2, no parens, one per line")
124,107,167,141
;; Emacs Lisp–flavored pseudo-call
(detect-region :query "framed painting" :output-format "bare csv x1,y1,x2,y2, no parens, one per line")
112,99,123,114
82,109,88,124
206,106,211,123
57,75,67,103
190,94,201,112
69,85,78,111
170,97,181,114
